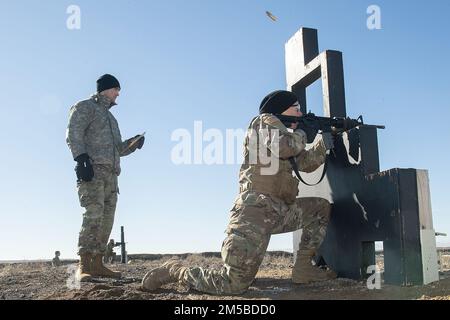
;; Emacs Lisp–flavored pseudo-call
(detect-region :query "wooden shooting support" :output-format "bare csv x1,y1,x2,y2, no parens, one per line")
286,27,439,285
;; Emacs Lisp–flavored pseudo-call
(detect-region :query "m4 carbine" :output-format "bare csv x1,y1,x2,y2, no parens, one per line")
275,112,385,143
275,112,385,186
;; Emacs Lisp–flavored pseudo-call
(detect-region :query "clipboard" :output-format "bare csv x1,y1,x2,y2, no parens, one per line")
123,132,146,153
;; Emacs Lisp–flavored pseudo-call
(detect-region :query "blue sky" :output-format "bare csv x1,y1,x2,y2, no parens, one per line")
0,0,449,260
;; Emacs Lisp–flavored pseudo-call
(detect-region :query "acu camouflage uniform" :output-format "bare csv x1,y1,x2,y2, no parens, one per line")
66,93,137,256
180,114,331,294
104,240,118,263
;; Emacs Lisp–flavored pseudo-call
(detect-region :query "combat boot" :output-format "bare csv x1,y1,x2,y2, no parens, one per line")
76,253,93,282
292,249,337,284
141,258,187,291
90,254,121,278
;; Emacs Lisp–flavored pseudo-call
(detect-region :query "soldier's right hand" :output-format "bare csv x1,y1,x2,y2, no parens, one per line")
321,132,335,151
74,153,94,182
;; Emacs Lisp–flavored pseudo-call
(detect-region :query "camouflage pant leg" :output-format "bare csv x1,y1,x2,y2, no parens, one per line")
271,197,331,250
181,192,273,295
181,231,270,295
77,166,118,255
77,178,105,255
98,174,118,249
296,198,331,250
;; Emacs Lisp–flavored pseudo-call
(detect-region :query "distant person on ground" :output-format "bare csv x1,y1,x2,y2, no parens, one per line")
52,251,62,267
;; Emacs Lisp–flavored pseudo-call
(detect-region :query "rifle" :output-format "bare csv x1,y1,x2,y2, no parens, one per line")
275,112,385,186
275,113,385,143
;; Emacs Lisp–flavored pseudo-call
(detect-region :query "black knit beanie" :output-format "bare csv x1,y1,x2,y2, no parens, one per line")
97,74,121,93
259,90,298,114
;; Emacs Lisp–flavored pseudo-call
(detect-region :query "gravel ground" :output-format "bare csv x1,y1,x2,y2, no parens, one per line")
1,252,449,300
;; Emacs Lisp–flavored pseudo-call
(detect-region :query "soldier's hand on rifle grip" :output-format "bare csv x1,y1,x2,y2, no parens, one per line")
290,122,298,130
74,153,94,182
321,132,335,151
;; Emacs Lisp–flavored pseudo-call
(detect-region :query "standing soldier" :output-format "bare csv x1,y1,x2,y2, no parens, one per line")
66,74,145,282
142,90,336,294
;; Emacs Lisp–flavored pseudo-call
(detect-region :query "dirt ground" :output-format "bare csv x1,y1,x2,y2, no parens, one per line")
1,252,449,300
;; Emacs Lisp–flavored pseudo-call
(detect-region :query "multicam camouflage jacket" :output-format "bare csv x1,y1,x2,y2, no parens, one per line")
66,93,134,176
238,113,327,204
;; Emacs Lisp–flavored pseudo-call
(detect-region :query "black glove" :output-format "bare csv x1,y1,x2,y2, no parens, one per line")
321,132,335,151
135,135,145,149
127,135,145,151
74,153,94,182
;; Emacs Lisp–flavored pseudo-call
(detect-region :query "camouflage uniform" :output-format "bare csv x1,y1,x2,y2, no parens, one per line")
104,240,117,263
66,93,137,255
180,114,331,295
52,255,62,267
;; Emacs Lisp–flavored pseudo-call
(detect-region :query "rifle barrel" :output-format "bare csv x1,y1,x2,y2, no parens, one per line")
362,124,385,129
275,114,385,130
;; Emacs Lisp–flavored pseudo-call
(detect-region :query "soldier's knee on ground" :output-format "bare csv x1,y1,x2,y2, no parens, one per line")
226,274,254,295
226,283,251,295
222,234,265,276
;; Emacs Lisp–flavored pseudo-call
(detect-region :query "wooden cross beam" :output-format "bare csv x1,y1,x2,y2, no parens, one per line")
285,27,346,117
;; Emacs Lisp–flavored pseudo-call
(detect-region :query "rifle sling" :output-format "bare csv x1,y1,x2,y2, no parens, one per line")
289,154,328,186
